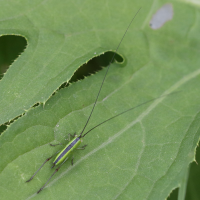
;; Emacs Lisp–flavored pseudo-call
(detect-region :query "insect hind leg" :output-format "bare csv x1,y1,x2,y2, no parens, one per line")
26,150,60,183
37,157,68,194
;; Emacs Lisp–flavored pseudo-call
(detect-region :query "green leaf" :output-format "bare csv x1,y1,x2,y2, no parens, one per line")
0,0,200,200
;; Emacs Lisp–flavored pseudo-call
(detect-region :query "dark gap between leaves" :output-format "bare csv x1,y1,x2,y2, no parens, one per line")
0,113,25,135
167,187,178,200
0,35,27,80
0,35,27,134
0,125,7,135
0,102,40,135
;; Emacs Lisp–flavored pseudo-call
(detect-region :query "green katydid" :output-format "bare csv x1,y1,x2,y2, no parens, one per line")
26,7,175,194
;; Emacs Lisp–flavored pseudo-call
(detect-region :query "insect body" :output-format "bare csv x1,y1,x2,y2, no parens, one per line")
26,7,169,194
53,135,81,166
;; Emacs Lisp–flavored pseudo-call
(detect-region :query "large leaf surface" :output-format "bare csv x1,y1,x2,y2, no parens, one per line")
0,0,200,200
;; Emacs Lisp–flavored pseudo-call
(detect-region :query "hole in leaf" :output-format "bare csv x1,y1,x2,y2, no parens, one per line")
70,51,124,83
149,4,173,29
70,51,123,83
57,51,124,92
0,35,27,80
33,102,40,108
57,51,123,92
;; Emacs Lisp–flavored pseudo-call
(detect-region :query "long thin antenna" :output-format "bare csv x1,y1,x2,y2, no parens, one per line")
82,92,179,138
80,8,142,137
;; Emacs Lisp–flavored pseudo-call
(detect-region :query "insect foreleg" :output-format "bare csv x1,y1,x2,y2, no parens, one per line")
49,133,76,146
68,133,76,141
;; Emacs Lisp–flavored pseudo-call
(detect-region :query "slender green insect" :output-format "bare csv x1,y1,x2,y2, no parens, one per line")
26,7,174,193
